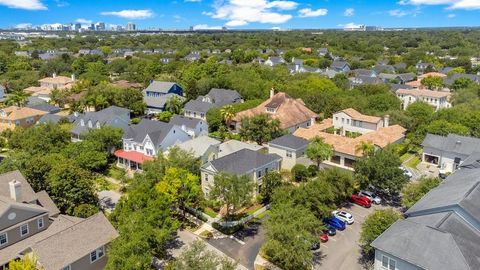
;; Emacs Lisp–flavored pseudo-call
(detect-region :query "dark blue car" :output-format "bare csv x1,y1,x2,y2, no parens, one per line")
323,217,346,231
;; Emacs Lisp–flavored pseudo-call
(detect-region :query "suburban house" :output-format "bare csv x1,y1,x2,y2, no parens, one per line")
169,115,208,138
0,170,118,270
330,60,350,72
142,81,184,114
200,149,282,196
371,153,480,270
39,74,75,90
231,90,317,133
349,75,381,87
0,106,48,132
71,106,131,141
415,61,435,73
396,88,451,110
444,73,480,87
294,108,405,170
114,119,190,171
264,57,286,67
184,88,243,121
421,133,480,174
268,134,310,170
395,73,416,84
174,136,221,164
217,139,266,158
318,48,328,56
184,51,201,62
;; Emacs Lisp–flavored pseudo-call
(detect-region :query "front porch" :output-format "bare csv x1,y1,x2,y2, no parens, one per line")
114,150,154,171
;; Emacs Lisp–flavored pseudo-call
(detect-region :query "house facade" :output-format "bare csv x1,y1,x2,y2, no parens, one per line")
142,81,184,114
396,88,451,110
38,74,75,90
71,106,130,141
332,108,389,135
170,115,208,138
0,171,118,270
0,106,48,132
184,88,243,121
200,149,282,196
268,134,309,170
174,136,221,165
114,119,190,171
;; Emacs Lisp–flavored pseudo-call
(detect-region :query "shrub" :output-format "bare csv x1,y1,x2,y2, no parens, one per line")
291,164,308,182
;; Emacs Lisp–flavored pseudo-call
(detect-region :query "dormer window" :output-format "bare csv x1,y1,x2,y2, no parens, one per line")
96,122,101,129
88,120,92,128
266,107,276,113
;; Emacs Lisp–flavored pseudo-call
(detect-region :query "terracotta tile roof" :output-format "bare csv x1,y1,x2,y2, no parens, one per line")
24,86,50,94
294,123,406,157
340,108,381,124
292,118,333,139
405,80,422,88
114,149,154,164
233,92,318,129
0,106,47,120
418,72,447,80
39,76,74,85
396,88,451,98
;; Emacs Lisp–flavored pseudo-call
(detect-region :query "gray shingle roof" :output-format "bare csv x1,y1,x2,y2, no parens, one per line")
175,136,220,158
331,60,349,71
208,149,281,175
71,106,130,136
124,119,175,146
396,73,416,82
27,104,61,114
269,134,309,150
170,115,202,130
206,88,242,106
144,93,185,109
421,133,480,157
143,81,178,94
0,170,38,203
184,99,215,113
444,73,479,86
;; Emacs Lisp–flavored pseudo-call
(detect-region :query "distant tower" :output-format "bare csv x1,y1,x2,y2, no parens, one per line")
126,22,136,31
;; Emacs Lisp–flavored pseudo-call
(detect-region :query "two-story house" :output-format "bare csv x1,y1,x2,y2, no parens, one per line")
264,57,286,67
396,88,451,110
169,115,208,138
184,88,243,121
268,134,309,170
142,81,184,114
174,136,221,165
38,74,75,90
0,106,48,132
0,170,118,270
71,106,131,141
200,149,282,196
231,90,317,133
330,60,351,72
114,119,190,171
333,108,389,136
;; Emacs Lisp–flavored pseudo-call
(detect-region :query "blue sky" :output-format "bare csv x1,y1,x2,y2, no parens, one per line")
0,0,479,29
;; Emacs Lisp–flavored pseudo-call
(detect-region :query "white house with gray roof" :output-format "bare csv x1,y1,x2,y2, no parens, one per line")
173,136,221,164
421,133,480,174
184,88,243,121
142,81,184,114
201,149,282,196
114,119,190,171
0,171,118,270
371,153,480,270
268,134,310,170
169,115,208,138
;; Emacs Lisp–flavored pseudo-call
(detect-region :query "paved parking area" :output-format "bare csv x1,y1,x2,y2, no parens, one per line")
314,203,385,270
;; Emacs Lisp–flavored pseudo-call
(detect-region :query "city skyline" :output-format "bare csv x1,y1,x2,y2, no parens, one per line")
0,0,479,30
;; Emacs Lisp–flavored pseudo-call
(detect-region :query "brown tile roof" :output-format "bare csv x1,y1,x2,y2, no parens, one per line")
0,106,48,120
294,123,406,157
405,80,422,88
24,86,50,95
292,118,333,139
39,76,74,85
340,108,381,124
418,72,447,80
396,88,451,98
233,92,318,129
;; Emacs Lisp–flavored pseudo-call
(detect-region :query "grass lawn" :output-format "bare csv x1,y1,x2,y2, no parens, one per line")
204,207,218,218
400,152,414,163
405,156,421,169
94,177,114,191
106,166,126,180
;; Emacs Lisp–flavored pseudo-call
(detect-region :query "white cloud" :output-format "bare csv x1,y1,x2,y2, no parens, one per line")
298,8,328,18
0,0,47,10
344,8,354,17
338,22,363,29
76,18,92,24
100,9,154,20
15,23,32,29
192,24,222,30
399,0,480,10
204,0,299,27
447,13,456,17
389,9,409,17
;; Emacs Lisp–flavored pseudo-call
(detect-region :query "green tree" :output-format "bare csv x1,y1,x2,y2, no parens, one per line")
172,239,237,270
156,111,174,122
354,147,408,199
420,76,444,90
8,254,42,270
305,137,333,170
291,164,308,182
73,203,99,218
239,114,283,145
220,105,235,127
360,209,403,259
62,140,109,171
155,167,201,217
355,141,375,156
5,90,30,107
405,101,435,131
83,126,123,153
165,95,184,115
209,173,254,219
260,171,283,203
451,77,474,91
402,177,440,209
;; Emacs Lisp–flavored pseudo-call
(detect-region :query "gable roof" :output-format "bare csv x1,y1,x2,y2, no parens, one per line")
339,108,382,123
144,93,185,109
268,134,309,150
0,106,47,121
0,170,38,203
38,76,73,85
184,99,215,113
331,60,349,70
206,88,242,106
175,136,221,158
124,119,176,146
421,133,480,156
207,149,281,175
170,115,203,129
396,88,451,99
233,92,317,130
396,73,416,82
218,140,265,158
143,81,178,94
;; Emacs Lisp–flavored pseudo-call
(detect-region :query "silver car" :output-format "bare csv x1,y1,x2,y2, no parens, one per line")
332,210,354,224
358,190,381,204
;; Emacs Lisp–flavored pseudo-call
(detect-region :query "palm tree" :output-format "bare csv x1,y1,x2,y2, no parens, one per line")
306,136,334,170
220,105,235,127
5,90,30,107
165,95,183,114
355,141,375,156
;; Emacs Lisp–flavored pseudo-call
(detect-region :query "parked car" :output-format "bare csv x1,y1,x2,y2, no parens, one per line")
323,217,346,231
358,190,381,204
351,194,372,208
400,166,413,178
324,226,336,236
311,240,320,250
320,233,329,243
332,210,354,224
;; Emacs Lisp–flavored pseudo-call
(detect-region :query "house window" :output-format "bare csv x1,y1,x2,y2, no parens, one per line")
38,217,44,229
286,151,293,158
60,265,71,270
15,120,20,126
204,174,209,182
90,246,105,263
257,170,262,178
0,233,7,246
381,255,396,270
20,224,29,236
146,149,153,156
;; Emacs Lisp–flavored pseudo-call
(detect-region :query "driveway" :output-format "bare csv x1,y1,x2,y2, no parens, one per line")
97,190,121,212
314,203,389,270
208,218,267,270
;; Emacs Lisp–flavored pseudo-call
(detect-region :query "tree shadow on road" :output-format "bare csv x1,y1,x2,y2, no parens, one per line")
312,250,328,266
233,221,261,241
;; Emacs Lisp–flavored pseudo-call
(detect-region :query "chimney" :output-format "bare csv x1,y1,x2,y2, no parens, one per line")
9,180,21,202
52,73,57,78
270,88,275,98
383,115,390,127
71,74,76,81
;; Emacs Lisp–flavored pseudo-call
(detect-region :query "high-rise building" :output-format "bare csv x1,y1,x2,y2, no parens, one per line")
126,22,136,31
74,23,82,31
96,22,106,31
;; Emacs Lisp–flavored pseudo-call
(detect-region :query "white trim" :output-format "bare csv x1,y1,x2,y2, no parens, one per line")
38,217,44,229
0,232,7,246
60,265,71,270
20,223,29,237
